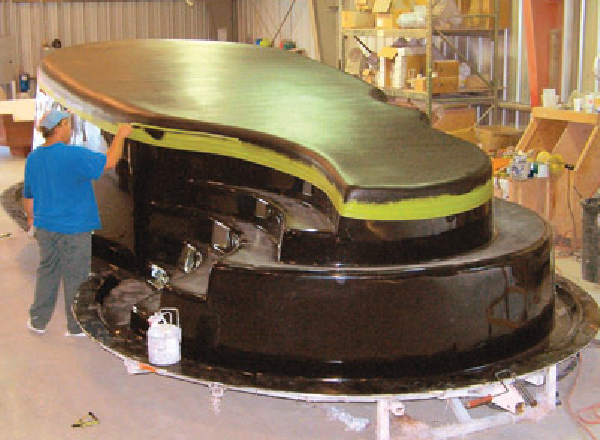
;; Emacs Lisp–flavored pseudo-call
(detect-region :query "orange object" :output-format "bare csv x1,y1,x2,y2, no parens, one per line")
465,395,493,409
523,0,563,107
492,157,511,174
139,363,157,373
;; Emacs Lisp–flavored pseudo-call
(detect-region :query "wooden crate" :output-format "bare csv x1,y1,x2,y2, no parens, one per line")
376,13,396,29
494,177,555,226
515,108,600,247
409,76,459,94
434,60,459,77
355,0,375,11
342,11,375,28
404,54,426,79
475,125,523,152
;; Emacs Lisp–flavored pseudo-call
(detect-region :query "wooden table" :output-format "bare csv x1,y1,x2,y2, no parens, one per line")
0,99,35,157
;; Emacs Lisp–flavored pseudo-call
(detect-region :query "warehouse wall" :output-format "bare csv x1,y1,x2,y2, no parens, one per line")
2,0,598,113
0,0,212,81
236,0,317,58
238,1,600,128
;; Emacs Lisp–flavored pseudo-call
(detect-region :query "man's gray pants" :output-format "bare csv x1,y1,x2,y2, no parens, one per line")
29,228,91,334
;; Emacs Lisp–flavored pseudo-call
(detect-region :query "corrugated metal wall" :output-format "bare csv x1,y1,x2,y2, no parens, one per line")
3,0,597,118
236,0,511,124
236,0,315,58
0,0,211,78
237,1,599,129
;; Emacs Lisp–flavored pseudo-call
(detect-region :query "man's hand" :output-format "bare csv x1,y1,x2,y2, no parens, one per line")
105,124,133,170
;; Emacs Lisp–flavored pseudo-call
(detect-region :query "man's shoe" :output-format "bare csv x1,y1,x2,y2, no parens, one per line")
27,318,47,334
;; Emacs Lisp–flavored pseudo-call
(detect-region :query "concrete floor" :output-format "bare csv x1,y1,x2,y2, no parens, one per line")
1,145,599,440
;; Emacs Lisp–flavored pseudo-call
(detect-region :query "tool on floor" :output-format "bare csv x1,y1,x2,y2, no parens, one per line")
71,411,99,428
514,379,538,407
464,395,493,409
0,233,11,239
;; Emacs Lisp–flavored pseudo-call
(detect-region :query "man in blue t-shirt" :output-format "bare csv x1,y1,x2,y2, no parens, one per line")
23,109,132,336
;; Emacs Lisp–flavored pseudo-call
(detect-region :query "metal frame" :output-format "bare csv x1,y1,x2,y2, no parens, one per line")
337,0,502,123
122,353,559,440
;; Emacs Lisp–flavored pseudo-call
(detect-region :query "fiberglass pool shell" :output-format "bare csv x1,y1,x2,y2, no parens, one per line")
29,39,599,395
76,151,561,395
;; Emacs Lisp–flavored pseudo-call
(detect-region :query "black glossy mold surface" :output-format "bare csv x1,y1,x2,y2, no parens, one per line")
75,272,598,396
25,40,599,397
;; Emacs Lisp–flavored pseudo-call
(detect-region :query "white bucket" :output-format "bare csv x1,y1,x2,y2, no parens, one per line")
147,308,181,366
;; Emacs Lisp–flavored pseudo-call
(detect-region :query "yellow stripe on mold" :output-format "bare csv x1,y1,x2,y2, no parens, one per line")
344,179,493,221
41,86,492,221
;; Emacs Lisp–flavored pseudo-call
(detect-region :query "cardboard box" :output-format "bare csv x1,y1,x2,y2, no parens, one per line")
378,47,398,87
393,48,425,88
392,0,412,8
378,47,430,89
355,0,375,11
475,125,524,152
373,0,391,13
342,11,375,28
433,107,478,144
376,9,408,28
409,76,459,94
433,106,476,132
404,54,426,79
460,0,510,29
376,13,396,28
434,60,459,77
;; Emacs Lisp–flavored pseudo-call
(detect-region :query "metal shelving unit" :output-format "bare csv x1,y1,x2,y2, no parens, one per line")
338,0,501,123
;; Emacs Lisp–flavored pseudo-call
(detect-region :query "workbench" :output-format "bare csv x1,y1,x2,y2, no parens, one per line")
513,107,600,247
0,98,35,157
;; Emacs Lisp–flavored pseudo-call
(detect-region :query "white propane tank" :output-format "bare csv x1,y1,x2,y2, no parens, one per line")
147,308,181,366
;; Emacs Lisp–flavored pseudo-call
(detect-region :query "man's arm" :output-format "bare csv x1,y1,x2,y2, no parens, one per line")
22,197,34,230
104,124,133,171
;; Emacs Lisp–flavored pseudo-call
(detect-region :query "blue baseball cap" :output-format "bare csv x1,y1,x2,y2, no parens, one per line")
39,109,71,130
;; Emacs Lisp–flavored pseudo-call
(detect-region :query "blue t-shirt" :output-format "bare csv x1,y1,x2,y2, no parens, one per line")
23,142,107,234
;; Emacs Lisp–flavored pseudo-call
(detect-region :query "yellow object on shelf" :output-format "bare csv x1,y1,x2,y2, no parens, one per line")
548,153,564,177
536,151,551,163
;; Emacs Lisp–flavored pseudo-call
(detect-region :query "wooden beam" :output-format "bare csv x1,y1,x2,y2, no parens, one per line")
523,0,564,107
308,0,322,62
